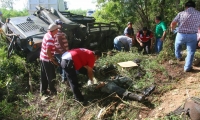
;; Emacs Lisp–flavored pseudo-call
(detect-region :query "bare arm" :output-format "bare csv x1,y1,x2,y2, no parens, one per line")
86,66,94,81
47,49,59,66
160,31,167,41
125,34,134,39
170,21,178,32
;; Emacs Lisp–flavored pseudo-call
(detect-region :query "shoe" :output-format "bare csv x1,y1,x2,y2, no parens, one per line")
141,85,156,96
41,90,51,96
177,58,183,61
128,93,145,102
81,100,89,106
184,67,194,72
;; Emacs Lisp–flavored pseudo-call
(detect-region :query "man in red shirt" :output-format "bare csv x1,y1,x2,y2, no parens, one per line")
61,48,102,102
40,23,59,95
136,27,153,54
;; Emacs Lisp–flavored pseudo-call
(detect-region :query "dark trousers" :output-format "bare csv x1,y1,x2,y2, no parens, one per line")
138,40,151,54
40,60,56,93
61,59,84,102
54,54,67,81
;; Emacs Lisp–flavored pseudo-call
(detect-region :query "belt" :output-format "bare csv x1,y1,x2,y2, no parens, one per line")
178,32,197,34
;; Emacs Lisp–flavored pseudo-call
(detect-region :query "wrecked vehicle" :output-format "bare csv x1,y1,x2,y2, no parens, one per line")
4,6,119,61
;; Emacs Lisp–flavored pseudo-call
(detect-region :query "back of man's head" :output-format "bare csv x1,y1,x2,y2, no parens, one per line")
185,1,195,8
93,50,102,57
142,27,148,31
156,16,162,21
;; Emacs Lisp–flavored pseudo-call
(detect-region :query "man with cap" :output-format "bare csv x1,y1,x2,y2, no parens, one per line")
124,22,135,44
40,23,60,95
54,19,69,82
136,27,154,54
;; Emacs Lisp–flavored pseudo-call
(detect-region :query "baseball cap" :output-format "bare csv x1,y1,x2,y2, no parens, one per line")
55,19,63,25
48,23,59,31
127,22,132,25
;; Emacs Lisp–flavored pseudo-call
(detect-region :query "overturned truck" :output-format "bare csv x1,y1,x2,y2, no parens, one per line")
5,6,119,61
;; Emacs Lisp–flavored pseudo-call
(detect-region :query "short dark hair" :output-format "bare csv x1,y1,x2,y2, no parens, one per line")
93,50,102,57
155,16,162,21
127,22,132,25
185,1,195,8
142,27,147,31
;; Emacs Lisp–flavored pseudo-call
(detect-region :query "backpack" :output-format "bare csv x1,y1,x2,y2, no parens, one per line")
167,96,200,120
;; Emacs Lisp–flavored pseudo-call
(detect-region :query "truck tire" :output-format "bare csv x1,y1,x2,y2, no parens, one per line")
26,48,41,62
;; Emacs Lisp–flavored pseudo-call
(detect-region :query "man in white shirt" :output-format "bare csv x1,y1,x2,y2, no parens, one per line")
113,35,133,51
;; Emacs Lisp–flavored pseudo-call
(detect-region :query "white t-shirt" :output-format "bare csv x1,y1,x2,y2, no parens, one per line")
116,35,132,49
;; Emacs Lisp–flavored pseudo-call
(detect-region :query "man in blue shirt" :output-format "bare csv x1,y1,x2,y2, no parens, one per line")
124,22,135,44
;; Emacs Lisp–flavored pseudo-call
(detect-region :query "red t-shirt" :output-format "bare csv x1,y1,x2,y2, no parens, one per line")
136,31,153,42
70,48,95,70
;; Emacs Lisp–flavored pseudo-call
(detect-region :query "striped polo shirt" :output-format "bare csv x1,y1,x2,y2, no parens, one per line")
40,32,56,62
54,30,68,54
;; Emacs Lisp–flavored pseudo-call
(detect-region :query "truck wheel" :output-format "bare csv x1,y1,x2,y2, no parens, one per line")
26,48,41,62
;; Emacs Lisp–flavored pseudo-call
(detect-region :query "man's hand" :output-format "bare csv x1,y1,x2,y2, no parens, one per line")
50,58,60,66
160,37,164,41
139,42,143,47
87,79,94,86
150,45,153,50
198,41,200,47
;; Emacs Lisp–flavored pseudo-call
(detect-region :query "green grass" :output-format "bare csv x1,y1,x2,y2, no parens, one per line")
0,38,186,119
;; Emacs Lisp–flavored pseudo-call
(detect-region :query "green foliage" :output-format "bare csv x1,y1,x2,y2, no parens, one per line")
0,8,28,22
156,37,175,62
95,0,198,32
163,115,185,120
68,9,87,16
0,99,20,119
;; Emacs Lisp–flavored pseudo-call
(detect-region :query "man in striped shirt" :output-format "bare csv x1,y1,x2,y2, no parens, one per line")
54,19,69,82
170,1,200,72
40,23,60,95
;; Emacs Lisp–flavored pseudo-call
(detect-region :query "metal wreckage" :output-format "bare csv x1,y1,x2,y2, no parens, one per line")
2,6,118,61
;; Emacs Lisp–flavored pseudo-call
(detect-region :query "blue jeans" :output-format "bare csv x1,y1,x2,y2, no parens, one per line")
175,33,197,71
154,38,163,53
54,54,67,81
114,38,124,51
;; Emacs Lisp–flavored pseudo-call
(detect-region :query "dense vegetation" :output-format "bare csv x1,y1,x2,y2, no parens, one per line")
0,8,28,22
94,0,200,32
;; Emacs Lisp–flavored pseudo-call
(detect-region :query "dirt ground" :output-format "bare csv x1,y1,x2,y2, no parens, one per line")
147,60,200,119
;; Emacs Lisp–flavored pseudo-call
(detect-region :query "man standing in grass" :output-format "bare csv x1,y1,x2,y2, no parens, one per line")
54,19,69,83
154,16,167,54
170,1,200,72
124,22,135,44
40,24,59,95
